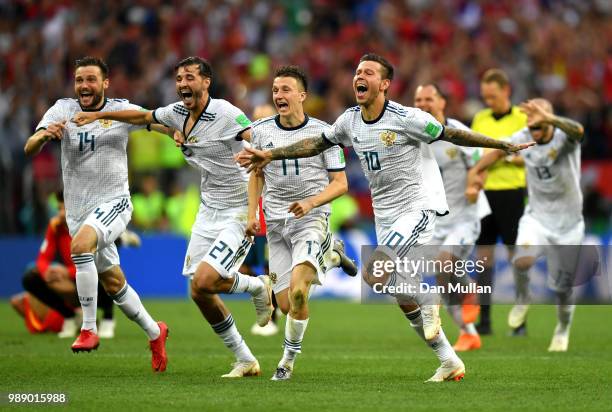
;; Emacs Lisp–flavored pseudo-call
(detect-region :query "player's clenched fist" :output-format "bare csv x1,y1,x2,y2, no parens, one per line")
245,217,261,237
288,199,315,219
71,111,99,126
43,121,67,141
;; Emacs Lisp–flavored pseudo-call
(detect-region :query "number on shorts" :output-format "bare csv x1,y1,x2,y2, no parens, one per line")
385,231,405,246
306,240,319,255
208,241,234,266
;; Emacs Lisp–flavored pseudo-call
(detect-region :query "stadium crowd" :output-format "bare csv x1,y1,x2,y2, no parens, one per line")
1,0,610,234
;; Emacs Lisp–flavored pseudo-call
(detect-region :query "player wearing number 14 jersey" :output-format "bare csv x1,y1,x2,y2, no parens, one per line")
24,57,168,372
72,56,274,378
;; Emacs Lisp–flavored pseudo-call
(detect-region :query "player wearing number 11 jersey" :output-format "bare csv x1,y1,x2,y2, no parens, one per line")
237,53,533,382
24,57,168,372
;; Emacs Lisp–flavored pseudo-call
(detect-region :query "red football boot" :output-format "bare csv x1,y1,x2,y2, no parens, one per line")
149,321,169,372
71,329,100,353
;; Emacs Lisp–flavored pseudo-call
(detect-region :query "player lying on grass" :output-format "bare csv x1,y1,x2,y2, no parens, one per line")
247,65,357,381
414,84,490,352
72,56,274,378
466,98,585,351
237,53,534,382
24,57,169,372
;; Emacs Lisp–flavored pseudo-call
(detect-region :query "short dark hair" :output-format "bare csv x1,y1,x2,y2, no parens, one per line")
75,56,109,79
420,83,447,100
273,65,308,92
359,53,394,80
481,68,510,88
174,56,213,79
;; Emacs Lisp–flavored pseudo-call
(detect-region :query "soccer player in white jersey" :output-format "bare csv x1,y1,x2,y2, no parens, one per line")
237,53,533,382
248,66,356,380
467,98,585,351
24,57,169,372
414,84,491,352
72,56,274,378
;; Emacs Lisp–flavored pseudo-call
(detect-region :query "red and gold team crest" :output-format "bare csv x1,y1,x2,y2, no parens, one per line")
269,272,277,284
379,131,397,147
99,119,113,128
548,148,558,160
445,147,459,160
187,135,199,143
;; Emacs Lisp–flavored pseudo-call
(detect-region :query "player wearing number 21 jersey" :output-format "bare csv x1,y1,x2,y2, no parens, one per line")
72,56,274,378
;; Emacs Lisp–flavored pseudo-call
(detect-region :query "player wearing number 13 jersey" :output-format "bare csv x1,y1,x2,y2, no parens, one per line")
236,53,533,382
25,57,168,372
71,56,274,378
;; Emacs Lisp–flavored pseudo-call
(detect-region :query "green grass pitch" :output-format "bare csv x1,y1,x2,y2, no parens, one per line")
1,300,611,411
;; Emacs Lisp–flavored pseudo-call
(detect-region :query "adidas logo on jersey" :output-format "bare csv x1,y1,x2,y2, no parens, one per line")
353,136,360,143
265,142,274,148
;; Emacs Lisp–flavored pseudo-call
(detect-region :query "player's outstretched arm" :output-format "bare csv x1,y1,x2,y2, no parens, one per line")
464,149,504,203
442,127,535,153
72,110,154,126
246,170,264,237
289,171,348,219
24,121,66,156
520,100,585,142
236,135,334,173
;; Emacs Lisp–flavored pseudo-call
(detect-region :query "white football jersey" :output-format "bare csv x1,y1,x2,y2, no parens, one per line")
323,100,448,226
510,127,582,231
36,98,143,228
431,117,489,229
252,115,345,221
153,97,251,209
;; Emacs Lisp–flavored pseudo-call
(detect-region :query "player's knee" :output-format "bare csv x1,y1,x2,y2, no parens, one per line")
70,239,95,255
191,272,215,296
513,257,534,272
289,286,307,310
99,276,122,296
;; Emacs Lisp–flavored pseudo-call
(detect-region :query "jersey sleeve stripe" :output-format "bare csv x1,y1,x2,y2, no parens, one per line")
326,167,346,171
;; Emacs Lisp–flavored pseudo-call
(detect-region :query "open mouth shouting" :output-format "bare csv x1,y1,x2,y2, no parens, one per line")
275,100,289,112
79,90,96,107
355,81,368,100
180,88,195,106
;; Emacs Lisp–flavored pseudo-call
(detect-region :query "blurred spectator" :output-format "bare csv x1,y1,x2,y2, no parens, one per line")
132,174,166,231
2,0,611,234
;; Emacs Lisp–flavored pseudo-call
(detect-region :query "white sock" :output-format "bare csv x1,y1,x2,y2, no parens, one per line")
280,315,309,369
405,308,455,363
556,292,575,333
513,266,530,304
446,304,463,329
72,253,98,333
111,283,160,340
429,328,456,363
211,314,256,362
464,323,478,335
228,272,264,295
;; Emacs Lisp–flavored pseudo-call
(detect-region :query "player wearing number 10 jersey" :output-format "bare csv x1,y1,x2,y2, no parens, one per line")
24,56,168,372
237,53,533,382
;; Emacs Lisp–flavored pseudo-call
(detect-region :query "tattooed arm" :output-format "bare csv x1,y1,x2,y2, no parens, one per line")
440,127,534,152
236,134,335,172
520,99,584,142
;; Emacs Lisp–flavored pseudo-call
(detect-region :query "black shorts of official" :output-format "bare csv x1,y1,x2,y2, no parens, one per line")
476,188,526,246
